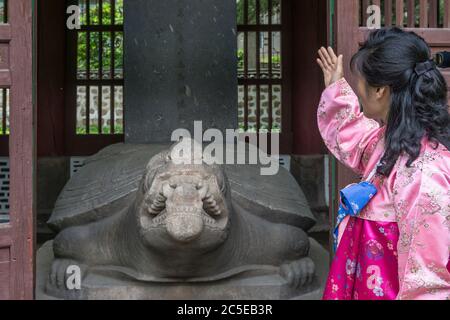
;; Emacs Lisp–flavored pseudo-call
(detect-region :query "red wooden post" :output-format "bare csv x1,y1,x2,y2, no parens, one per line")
445,0,450,28
407,0,416,27
331,0,361,258
428,0,438,28
291,0,327,155
420,0,429,28
0,0,36,300
396,0,404,27
362,0,370,26
385,0,393,26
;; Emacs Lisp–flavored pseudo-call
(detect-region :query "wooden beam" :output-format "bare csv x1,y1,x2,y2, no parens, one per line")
0,25,11,40
396,0,404,26
8,0,35,300
445,0,450,28
428,0,438,28
385,0,393,26
407,0,416,27
336,0,359,88
359,27,450,46
362,0,370,26
420,0,429,28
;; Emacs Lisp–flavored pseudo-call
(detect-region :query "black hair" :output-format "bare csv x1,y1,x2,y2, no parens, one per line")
350,27,450,177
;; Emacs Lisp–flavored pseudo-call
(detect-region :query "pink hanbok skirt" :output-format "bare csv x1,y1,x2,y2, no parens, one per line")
323,216,400,300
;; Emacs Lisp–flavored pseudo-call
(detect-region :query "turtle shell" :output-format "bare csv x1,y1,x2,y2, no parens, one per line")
48,143,316,232
224,164,316,231
47,143,170,231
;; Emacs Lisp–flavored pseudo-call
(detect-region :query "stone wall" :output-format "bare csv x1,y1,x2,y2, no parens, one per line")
76,86,124,131
238,85,282,131
76,83,283,133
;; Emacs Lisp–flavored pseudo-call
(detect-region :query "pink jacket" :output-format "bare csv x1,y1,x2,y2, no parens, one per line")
318,78,450,300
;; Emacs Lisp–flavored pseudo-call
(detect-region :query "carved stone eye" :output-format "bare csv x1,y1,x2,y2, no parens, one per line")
196,182,204,190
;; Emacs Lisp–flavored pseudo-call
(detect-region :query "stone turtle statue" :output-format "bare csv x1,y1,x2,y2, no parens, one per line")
46,142,318,299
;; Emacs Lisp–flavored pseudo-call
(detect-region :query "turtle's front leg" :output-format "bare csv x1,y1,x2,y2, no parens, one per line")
52,214,121,266
52,224,97,263
47,225,93,292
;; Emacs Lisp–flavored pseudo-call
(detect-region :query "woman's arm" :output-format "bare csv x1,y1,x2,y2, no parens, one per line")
317,78,382,175
393,149,450,300
316,47,382,175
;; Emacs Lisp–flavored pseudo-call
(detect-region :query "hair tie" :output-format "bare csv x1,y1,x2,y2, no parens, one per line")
414,60,435,76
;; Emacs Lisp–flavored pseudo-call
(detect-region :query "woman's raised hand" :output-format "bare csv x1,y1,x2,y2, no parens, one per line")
316,47,344,87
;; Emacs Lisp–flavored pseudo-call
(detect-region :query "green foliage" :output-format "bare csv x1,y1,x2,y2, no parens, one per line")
77,124,123,135
238,49,281,69
77,0,124,74
0,0,6,23
0,127,9,135
77,32,123,73
271,55,281,65
237,0,281,24
238,49,245,69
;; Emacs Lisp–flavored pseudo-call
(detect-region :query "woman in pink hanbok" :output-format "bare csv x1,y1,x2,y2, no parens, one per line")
316,28,450,300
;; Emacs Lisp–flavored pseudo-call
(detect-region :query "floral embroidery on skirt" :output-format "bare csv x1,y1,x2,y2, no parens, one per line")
323,217,400,300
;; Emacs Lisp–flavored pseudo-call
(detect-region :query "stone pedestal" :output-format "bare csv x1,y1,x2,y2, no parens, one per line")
124,0,238,143
36,239,329,300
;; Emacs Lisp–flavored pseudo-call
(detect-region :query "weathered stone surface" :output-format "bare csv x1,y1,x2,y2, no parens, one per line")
36,238,329,300
48,143,316,232
124,0,238,143
43,142,322,300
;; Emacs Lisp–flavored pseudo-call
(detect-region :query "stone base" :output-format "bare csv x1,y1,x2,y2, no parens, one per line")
36,239,329,300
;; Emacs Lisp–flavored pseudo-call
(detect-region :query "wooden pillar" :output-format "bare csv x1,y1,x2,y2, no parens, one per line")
291,0,328,155
3,0,35,299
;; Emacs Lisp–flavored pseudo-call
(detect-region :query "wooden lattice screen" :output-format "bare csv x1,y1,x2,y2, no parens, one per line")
66,0,124,155
356,0,450,103
237,0,292,153
360,0,449,28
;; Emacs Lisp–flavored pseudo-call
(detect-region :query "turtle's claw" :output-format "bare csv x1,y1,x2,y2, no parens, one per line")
48,259,87,291
280,257,315,289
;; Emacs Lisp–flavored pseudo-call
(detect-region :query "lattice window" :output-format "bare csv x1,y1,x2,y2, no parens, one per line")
237,0,283,133
0,157,9,223
0,0,7,24
75,0,124,135
0,88,9,136
0,0,7,224
0,1,8,139
359,0,450,28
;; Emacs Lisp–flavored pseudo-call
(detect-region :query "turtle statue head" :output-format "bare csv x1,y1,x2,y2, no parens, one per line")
135,138,231,253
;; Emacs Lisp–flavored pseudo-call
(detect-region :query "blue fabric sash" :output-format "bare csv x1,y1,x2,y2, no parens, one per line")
333,181,378,252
